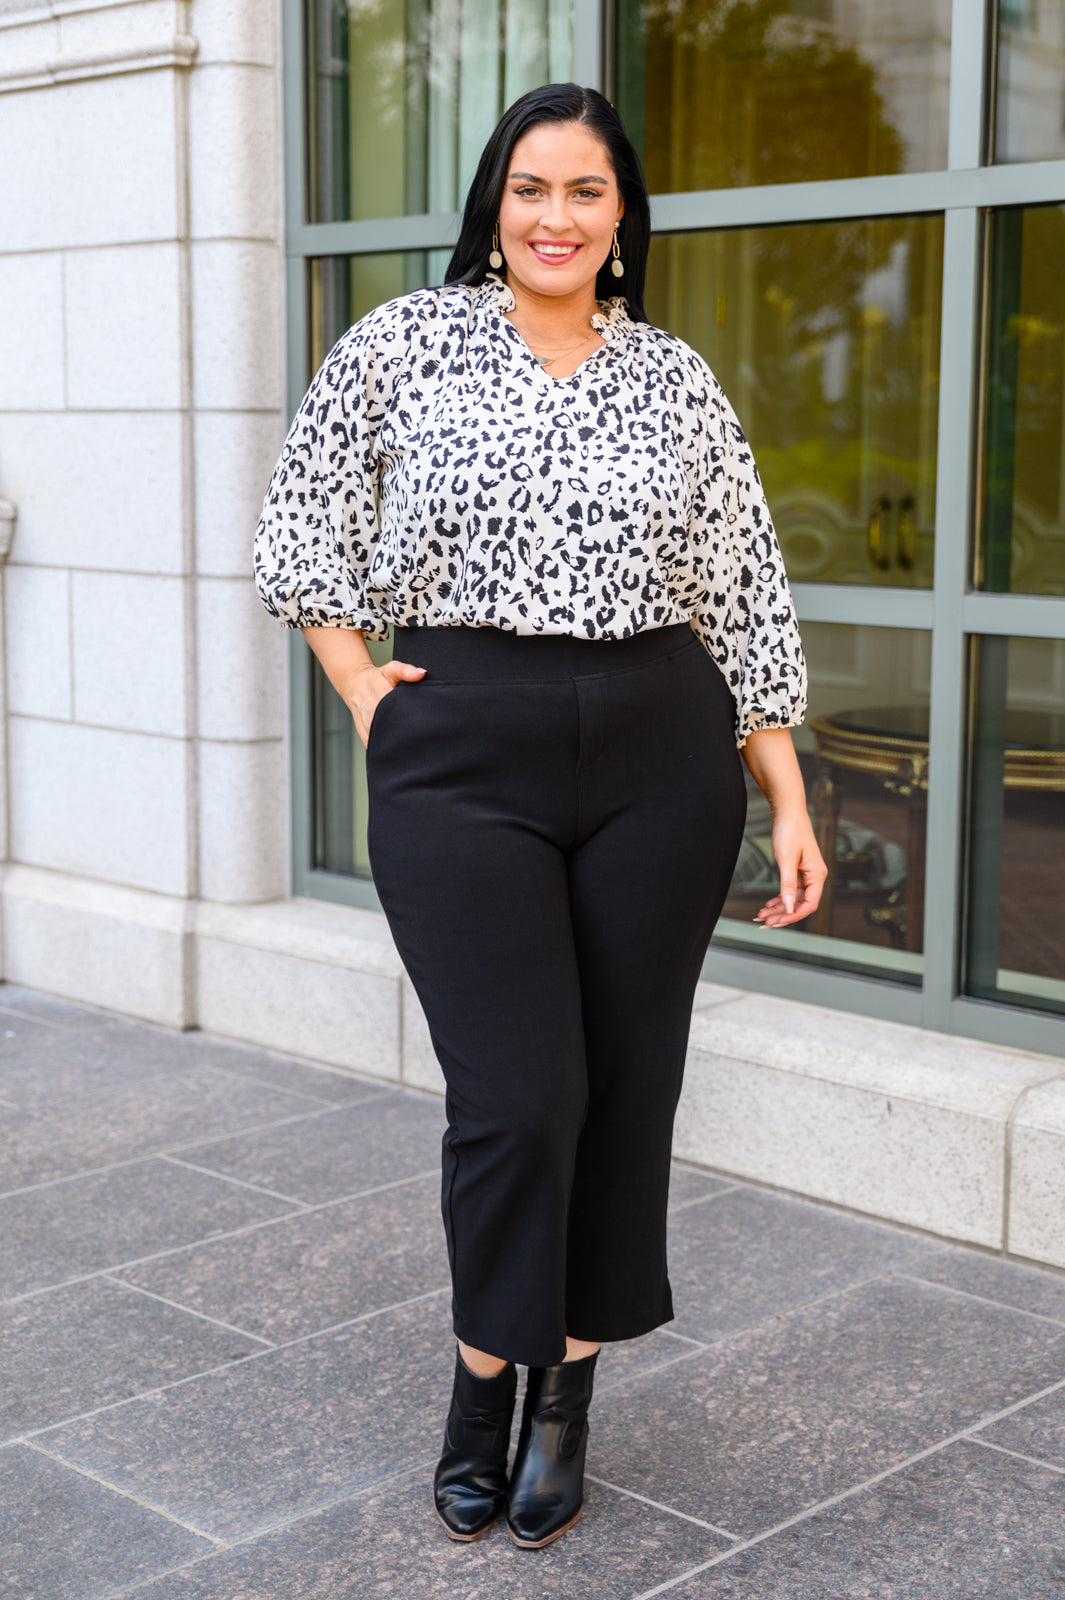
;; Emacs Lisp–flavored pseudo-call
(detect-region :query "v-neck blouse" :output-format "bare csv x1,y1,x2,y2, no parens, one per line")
253,273,806,745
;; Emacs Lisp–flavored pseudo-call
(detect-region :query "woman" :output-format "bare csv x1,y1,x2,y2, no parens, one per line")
254,83,827,1550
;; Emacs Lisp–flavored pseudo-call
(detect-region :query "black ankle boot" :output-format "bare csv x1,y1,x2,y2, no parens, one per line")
506,1349,598,1548
433,1349,517,1541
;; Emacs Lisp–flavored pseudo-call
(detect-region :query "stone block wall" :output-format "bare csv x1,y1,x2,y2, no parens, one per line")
0,0,288,1021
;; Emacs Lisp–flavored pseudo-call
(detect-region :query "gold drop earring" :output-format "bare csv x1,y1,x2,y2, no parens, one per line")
610,222,624,278
489,224,503,270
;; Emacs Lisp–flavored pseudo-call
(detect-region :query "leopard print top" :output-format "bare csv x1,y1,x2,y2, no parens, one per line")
253,272,807,745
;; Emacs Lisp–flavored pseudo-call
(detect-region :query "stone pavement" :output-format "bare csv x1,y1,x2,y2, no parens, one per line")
2,983,1065,1599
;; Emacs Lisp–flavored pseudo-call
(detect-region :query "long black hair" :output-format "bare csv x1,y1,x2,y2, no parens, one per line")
445,84,651,323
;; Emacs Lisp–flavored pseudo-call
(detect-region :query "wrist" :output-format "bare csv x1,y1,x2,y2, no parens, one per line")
342,660,378,703
770,799,811,827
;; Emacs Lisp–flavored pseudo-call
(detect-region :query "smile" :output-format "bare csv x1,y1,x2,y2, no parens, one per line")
528,242,581,262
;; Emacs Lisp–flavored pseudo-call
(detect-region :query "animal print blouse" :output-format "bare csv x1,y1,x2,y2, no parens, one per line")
253,272,807,746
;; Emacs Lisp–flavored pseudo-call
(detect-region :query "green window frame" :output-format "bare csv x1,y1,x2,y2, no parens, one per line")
280,0,1065,1057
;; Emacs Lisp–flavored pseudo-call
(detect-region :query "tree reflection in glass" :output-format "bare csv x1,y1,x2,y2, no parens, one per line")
646,215,944,588
615,0,950,192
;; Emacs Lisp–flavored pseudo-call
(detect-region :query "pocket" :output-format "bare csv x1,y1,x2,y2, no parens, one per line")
365,684,400,759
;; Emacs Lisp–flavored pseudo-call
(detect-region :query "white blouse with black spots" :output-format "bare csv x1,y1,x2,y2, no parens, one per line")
253,272,807,746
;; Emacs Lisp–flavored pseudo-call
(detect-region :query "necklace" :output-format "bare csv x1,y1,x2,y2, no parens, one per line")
504,309,599,367
526,329,599,367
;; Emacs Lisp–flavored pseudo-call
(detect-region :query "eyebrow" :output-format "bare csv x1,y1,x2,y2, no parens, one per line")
508,171,610,186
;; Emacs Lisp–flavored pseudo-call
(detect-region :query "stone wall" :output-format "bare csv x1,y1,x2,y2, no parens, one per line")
0,0,288,1022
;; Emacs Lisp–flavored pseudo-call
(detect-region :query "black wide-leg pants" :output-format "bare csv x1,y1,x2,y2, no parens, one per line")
366,621,747,1368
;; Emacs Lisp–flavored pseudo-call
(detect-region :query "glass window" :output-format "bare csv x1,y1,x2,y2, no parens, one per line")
994,0,1065,164
306,0,573,224
978,205,1065,598
717,622,932,983
646,217,944,587
614,0,951,193
965,635,1065,1017
305,254,433,878
309,252,434,368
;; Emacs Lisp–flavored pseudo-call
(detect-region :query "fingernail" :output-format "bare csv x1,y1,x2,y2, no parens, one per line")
783,894,795,914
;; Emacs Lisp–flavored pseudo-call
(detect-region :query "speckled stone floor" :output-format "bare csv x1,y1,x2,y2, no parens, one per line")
3,982,1065,1600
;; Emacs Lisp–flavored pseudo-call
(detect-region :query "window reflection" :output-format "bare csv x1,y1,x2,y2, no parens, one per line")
979,205,1065,598
717,623,932,982
306,0,573,225
994,0,1065,163
615,0,951,192
309,252,435,369
307,255,426,878
965,636,1065,1018
646,217,943,587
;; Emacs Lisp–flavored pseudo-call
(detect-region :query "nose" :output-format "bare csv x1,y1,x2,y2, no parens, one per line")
539,191,573,232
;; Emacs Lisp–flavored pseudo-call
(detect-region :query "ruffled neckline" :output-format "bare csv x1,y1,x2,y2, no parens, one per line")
477,271,631,343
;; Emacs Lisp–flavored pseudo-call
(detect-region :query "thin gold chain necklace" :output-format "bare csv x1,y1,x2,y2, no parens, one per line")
527,329,599,367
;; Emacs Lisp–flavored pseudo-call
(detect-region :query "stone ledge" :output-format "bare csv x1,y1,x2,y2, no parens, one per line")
679,994,1065,1263
1,862,190,1026
0,34,197,92
194,897,403,980
3,874,1064,1267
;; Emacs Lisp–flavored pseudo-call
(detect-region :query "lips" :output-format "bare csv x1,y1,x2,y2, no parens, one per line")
528,242,581,264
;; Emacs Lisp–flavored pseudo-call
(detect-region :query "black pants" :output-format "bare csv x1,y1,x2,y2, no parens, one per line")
367,621,747,1368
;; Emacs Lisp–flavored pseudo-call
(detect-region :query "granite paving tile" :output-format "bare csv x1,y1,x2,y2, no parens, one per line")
177,1090,447,1204
906,1246,1065,1325
665,1185,937,1343
2,1277,266,1440
595,1328,706,1391
181,1041,391,1105
0,1067,325,1193
38,1295,457,1541
979,1382,1065,1467
590,1276,1065,1538
668,1165,737,1212
121,1467,731,1599
0,982,113,1030
0,1443,213,1600
0,1156,299,1299
0,1011,56,1052
0,1020,321,1110
114,1174,450,1340
660,1441,1065,1597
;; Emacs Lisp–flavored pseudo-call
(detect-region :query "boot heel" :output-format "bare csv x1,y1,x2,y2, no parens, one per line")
433,1349,517,1541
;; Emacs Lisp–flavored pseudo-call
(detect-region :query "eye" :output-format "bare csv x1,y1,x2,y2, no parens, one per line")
575,189,604,200
513,185,540,198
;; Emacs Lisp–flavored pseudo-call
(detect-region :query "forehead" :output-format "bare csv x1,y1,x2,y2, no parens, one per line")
507,121,615,179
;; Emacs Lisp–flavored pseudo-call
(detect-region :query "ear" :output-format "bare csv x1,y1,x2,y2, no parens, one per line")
616,198,625,222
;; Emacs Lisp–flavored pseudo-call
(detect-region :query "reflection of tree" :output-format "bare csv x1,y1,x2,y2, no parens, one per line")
983,205,1065,594
648,207,944,583
639,0,906,192
639,5,945,581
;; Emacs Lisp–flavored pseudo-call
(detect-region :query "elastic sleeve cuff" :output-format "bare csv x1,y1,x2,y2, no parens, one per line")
734,706,807,749
279,613,390,641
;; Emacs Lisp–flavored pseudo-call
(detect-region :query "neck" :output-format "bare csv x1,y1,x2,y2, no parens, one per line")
501,273,599,337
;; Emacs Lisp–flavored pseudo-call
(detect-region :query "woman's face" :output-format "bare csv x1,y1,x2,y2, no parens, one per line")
496,121,624,303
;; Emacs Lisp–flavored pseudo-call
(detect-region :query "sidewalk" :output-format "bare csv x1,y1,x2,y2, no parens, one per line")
2,982,1065,1599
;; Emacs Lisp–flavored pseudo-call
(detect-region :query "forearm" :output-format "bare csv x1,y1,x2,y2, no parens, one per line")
300,625,376,703
300,624,426,748
740,727,808,816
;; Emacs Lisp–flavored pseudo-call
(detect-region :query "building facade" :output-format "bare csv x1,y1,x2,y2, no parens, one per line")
2,0,1064,1264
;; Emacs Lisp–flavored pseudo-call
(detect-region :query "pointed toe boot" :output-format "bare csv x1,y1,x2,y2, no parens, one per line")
506,1349,598,1549
433,1350,517,1541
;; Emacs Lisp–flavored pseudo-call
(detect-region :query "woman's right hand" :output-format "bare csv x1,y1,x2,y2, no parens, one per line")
346,658,427,748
